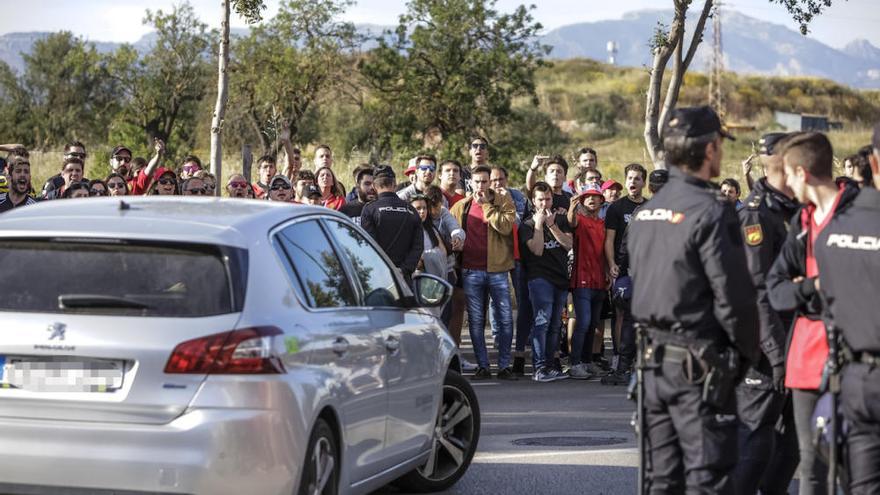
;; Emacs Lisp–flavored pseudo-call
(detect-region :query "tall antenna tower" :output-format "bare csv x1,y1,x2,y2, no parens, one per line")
606,41,619,65
708,1,724,117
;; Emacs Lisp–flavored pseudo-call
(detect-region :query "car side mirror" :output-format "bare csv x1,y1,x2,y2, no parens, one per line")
412,273,451,308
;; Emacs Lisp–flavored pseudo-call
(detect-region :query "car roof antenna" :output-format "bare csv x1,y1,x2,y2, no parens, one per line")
118,199,130,211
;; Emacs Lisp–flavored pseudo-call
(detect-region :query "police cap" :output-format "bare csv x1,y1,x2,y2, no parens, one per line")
758,132,788,156
373,165,396,180
649,169,669,189
664,106,735,141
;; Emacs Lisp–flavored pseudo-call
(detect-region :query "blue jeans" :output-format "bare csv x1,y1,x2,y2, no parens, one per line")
527,277,567,371
463,269,513,369
571,288,606,365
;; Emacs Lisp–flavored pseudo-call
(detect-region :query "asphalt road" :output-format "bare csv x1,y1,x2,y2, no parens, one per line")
375,325,800,495
375,323,642,495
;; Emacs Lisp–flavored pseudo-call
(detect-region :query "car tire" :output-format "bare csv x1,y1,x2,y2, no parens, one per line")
395,368,480,492
298,418,339,495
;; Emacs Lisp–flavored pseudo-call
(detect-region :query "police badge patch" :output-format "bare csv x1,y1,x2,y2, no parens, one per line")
744,224,763,246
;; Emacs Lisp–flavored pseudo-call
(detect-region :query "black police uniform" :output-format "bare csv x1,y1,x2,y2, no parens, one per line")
815,186,880,495
628,162,759,493
732,177,800,495
360,191,424,282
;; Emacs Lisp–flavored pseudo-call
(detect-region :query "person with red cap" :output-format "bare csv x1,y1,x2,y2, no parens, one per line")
600,179,622,219
567,183,608,379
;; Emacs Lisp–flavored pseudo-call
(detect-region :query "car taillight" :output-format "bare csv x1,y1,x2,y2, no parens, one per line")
164,326,286,374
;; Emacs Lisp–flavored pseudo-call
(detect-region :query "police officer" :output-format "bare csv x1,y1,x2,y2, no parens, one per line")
733,132,802,495
814,122,880,495
627,106,759,493
360,165,424,283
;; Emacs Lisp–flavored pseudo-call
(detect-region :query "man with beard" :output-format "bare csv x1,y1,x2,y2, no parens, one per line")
0,157,38,212
340,166,377,224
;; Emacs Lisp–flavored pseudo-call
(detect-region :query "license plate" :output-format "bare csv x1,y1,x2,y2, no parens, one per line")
0,356,124,393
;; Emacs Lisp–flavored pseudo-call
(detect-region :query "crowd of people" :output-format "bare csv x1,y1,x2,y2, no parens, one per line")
1,107,880,494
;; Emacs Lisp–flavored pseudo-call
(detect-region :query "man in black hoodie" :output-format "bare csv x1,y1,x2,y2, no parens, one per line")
767,132,860,495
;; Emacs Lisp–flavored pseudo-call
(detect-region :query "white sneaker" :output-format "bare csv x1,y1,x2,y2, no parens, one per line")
461,358,478,372
544,368,569,382
568,363,593,380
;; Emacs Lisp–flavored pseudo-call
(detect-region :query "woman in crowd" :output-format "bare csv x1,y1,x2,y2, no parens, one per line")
193,170,217,195
316,166,345,210
411,194,451,280
105,173,129,197
62,181,90,199
88,179,108,197
148,169,179,196
566,183,608,379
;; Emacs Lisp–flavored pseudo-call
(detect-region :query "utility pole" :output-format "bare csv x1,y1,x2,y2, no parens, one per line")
708,1,725,117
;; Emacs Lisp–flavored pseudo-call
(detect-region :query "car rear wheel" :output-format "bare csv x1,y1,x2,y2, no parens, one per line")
298,418,339,495
396,368,480,492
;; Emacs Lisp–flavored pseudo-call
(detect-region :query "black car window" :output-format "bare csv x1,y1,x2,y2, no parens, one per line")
276,220,356,308
0,239,238,317
324,219,402,307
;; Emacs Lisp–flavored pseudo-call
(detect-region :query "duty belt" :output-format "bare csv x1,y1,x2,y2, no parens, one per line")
856,351,880,367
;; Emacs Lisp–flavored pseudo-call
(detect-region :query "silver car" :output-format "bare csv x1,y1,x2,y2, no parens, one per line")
0,197,479,495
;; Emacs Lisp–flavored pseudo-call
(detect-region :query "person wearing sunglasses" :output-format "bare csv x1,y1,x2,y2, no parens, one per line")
88,179,108,197
397,154,438,202
266,175,294,202
226,174,249,198
105,172,129,197
148,169,179,196
458,136,490,195
178,155,203,181
181,177,209,196
193,170,217,196
109,144,134,180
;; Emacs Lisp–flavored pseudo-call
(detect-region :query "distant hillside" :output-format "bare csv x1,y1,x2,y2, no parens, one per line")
532,58,880,140
541,9,880,89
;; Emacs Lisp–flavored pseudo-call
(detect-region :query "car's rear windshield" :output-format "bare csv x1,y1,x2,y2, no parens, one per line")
0,238,243,317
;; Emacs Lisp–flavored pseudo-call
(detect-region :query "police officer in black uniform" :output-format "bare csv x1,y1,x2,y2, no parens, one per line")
814,123,880,495
360,165,424,284
733,132,803,494
627,106,759,493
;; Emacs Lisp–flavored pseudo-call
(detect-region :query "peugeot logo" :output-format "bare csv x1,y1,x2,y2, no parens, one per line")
47,322,66,341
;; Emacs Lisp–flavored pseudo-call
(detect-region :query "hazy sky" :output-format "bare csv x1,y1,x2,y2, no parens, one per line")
1,0,877,49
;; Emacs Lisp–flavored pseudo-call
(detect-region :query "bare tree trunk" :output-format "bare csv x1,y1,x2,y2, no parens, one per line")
643,0,714,170
210,0,231,195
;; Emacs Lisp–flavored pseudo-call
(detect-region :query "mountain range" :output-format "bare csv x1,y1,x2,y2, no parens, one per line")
0,9,878,89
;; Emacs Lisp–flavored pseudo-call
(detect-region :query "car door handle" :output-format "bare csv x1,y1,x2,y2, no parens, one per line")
332,337,349,356
385,336,400,352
